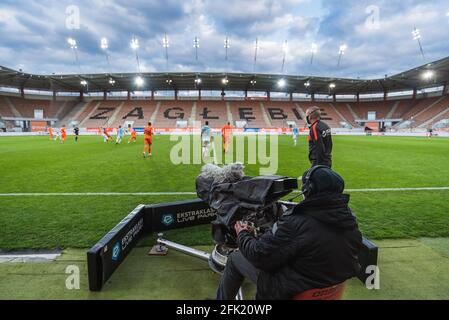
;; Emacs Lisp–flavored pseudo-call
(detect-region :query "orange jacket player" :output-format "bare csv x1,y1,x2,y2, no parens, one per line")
143,122,153,158
221,122,233,153
47,127,54,140
60,126,67,143
128,128,137,143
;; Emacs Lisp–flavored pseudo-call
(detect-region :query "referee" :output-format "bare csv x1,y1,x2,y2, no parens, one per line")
305,106,333,168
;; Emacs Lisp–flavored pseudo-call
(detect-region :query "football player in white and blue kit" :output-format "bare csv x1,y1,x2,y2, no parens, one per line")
116,125,125,144
291,124,299,146
201,121,212,159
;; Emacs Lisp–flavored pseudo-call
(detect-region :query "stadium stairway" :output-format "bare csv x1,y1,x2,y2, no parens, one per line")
228,100,267,128
386,101,400,119
262,101,304,128
154,101,193,128
3,96,22,117
419,105,449,128
416,96,449,127
401,97,441,123
77,101,101,127
329,103,355,127
55,101,86,127
196,101,229,128
0,96,18,117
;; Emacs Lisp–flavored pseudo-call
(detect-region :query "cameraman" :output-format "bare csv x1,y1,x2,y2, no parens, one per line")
216,166,363,300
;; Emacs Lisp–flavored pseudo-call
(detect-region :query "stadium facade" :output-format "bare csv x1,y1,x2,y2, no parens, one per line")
1,57,449,134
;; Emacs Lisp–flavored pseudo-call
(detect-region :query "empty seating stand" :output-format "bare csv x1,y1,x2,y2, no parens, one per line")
1,95,448,130
154,101,193,128
196,101,228,128
229,101,267,128
263,101,305,128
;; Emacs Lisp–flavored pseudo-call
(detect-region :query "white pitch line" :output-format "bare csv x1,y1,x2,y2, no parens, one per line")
0,192,197,196
0,187,449,196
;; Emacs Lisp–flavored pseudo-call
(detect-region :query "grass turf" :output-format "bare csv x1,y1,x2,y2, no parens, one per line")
1,238,449,299
0,134,449,249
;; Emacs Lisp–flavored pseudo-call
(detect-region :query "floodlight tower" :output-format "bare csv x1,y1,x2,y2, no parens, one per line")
337,44,347,67
253,38,259,73
100,37,111,70
224,36,230,70
162,34,169,71
130,36,141,72
281,40,288,74
67,37,82,72
193,36,200,61
412,27,425,59
310,43,318,65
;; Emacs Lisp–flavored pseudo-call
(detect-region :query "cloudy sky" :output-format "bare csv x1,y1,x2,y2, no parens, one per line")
0,0,448,79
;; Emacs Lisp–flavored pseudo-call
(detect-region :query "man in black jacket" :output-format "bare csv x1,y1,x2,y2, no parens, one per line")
216,166,362,300
306,106,333,168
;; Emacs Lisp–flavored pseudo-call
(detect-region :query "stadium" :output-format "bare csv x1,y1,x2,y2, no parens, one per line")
1,0,449,304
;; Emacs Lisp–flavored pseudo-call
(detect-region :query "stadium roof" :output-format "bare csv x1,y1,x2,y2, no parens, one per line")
1,56,449,95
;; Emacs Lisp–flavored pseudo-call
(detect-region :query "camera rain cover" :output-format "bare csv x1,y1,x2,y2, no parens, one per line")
195,163,295,244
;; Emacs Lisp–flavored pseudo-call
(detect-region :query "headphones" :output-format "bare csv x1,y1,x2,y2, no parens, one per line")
301,165,329,197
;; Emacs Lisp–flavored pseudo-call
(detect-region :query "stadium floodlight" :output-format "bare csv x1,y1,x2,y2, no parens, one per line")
109,77,115,85
130,36,141,72
281,40,288,73
337,44,347,66
130,37,139,50
423,70,434,80
250,79,257,85
67,37,82,72
194,77,202,84
412,28,421,40
67,37,77,49
310,43,318,64
277,78,286,88
80,80,87,86
222,77,229,85
166,78,173,85
193,37,199,61
162,34,169,70
224,36,230,67
135,76,144,87
100,38,111,71
100,37,108,50
329,83,336,89
253,38,259,73
304,81,311,87
412,27,425,59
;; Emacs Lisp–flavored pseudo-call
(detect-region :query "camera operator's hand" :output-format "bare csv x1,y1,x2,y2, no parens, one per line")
234,221,253,235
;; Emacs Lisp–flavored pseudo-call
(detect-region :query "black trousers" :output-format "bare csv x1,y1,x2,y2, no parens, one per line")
216,250,260,300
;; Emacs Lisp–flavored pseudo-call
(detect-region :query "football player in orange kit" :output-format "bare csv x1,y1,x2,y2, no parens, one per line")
128,128,137,143
47,126,54,140
143,122,153,158
221,122,233,153
60,125,67,144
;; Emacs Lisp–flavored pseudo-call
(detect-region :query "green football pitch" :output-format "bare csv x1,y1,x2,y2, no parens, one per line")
1,134,449,300
0,134,449,250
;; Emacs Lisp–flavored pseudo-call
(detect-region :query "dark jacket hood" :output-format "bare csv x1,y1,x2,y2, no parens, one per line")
294,193,357,229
